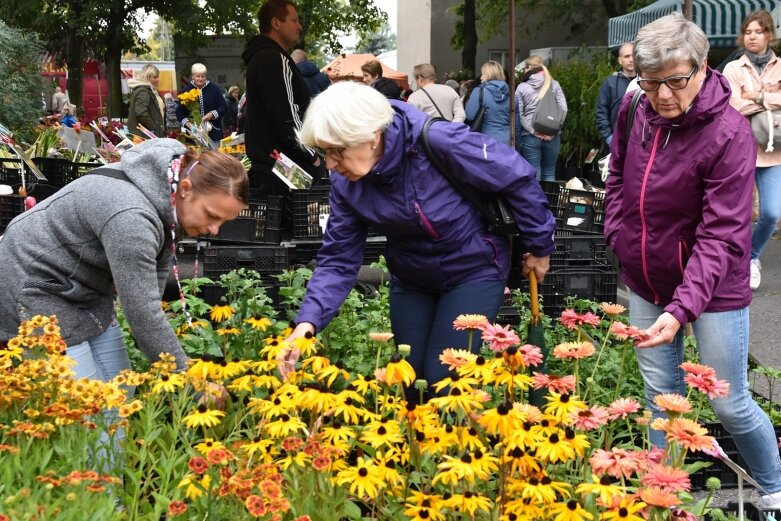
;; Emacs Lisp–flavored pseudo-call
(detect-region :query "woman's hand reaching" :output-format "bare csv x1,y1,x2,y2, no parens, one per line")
277,322,315,380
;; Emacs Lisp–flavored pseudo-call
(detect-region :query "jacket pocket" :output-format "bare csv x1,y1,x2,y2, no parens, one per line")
414,201,440,240
678,240,690,277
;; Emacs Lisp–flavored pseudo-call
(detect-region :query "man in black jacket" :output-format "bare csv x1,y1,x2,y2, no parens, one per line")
243,0,324,189
595,42,635,145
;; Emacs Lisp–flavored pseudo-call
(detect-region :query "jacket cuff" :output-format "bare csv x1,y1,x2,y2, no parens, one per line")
210,110,219,119
180,118,190,126
294,313,323,333
663,304,688,327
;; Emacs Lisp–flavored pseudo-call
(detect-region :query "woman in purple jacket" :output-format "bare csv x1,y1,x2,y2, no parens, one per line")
605,13,781,504
279,80,555,400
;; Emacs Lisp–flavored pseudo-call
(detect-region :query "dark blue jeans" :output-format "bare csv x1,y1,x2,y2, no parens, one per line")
389,279,506,402
519,133,561,182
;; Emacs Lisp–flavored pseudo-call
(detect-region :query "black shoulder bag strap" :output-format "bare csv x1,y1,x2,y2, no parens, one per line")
88,167,173,261
625,89,643,142
420,88,447,120
420,117,498,225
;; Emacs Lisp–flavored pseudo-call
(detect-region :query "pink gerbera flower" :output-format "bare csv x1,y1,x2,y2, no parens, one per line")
680,362,716,378
607,397,641,420
609,322,647,341
570,405,610,431
590,448,639,479
532,372,577,394
684,372,730,399
481,323,520,353
640,463,691,492
518,344,544,367
560,309,601,330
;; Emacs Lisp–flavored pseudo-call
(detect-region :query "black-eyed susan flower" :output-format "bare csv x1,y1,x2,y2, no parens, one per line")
548,499,593,521
360,419,405,450
178,473,211,500
445,491,493,517
194,438,226,456
151,373,185,394
183,404,225,429
601,499,647,521
244,316,271,331
478,402,522,437
209,304,234,322
428,388,483,415
352,374,381,395
264,413,306,438
385,353,415,386
432,373,479,395
536,429,577,463
575,474,625,506
544,391,586,422
319,420,356,447
314,360,350,387
215,327,241,336
335,458,385,499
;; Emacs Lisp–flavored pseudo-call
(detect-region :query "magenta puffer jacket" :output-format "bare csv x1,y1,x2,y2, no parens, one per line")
296,102,555,331
604,68,755,326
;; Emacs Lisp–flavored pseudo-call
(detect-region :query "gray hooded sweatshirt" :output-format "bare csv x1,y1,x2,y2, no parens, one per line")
0,138,189,370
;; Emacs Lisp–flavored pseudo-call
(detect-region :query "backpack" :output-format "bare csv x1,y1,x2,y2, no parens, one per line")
531,86,566,135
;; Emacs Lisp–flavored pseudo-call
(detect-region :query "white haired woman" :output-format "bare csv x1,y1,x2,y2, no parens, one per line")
604,12,781,505
277,80,555,403
176,63,228,142
127,63,166,138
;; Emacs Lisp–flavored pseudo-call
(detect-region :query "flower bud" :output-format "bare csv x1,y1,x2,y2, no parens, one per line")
414,379,428,391
398,344,411,357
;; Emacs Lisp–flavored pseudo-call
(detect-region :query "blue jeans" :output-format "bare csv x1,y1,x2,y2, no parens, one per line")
629,291,781,493
390,279,506,402
519,133,561,182
67,320,134,474
752,164,781,260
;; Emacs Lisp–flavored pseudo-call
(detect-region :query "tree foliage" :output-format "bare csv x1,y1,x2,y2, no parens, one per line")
355,20,396,56
0,20,43,142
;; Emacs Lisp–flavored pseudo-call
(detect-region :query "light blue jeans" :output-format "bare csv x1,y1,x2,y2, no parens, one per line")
752,164,781,260
630,291,781,493
519,133,560,182
67,320,134,474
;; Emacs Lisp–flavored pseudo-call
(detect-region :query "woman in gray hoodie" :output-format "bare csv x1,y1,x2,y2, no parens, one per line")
0,139,248,383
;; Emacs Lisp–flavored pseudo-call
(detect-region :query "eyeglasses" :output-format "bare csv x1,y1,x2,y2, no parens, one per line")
314,147,345,161
637,66,698,92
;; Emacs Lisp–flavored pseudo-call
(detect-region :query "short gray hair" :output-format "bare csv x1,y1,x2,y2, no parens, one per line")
633,12,709,75
298,81,394,149
191,63,207,75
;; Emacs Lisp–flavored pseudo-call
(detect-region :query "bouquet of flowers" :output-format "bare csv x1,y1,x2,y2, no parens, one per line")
177,89,202,127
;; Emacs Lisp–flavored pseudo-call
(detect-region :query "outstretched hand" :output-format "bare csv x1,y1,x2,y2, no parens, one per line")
277,322,315,380
635,312,681,349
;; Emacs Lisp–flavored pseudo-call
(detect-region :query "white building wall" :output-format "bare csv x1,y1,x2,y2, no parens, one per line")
397,0,433,85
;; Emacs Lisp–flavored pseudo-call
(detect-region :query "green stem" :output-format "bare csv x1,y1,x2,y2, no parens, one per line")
611,342,629,402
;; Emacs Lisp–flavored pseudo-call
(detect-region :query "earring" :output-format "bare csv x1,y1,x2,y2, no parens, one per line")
371,144,377,150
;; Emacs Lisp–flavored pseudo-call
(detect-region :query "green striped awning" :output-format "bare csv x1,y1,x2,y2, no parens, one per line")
608,0,778,49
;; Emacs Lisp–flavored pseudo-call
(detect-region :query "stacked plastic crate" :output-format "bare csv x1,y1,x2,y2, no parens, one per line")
495,181,617,320
200,189,289,305
285,182,387,266
534,180,618,311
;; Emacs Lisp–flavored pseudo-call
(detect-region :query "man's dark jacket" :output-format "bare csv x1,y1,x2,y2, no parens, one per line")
595,71,633,142
296,60,331,97
242,35,319,181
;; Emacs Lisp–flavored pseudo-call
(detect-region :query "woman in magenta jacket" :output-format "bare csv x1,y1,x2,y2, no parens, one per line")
604,13,781,504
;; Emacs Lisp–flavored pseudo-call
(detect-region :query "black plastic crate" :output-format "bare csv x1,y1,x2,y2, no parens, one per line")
216,195,282,243
289,240,323,265
287,185,331,240
522,268,618,311
203,245,290,280
32,157,101,188
550,233,609,269
540,180,606,234
0,195,26,235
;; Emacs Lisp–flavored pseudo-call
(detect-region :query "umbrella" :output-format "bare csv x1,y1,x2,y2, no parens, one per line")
320,53,409,91
527,270,548,406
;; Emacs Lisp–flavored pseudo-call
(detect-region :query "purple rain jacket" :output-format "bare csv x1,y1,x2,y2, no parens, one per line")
604,68,755,326
295,101,555,331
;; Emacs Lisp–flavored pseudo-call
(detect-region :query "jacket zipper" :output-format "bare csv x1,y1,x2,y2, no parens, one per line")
414,201,440,239
639,128,662,304
678,240,690,277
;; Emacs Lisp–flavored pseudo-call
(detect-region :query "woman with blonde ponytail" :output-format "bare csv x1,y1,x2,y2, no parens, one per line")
514,55,568,181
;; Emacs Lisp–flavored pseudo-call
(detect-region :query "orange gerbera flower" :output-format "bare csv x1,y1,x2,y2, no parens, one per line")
653,394,691,415
552,342,596,360
665,418,715,452
639,486,680,508
640,463,691,492
453,314,490,331
600,303,626,316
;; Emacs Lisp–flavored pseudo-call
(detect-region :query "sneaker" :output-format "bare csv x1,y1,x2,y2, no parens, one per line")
750,259,762,290
761,490,781,510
